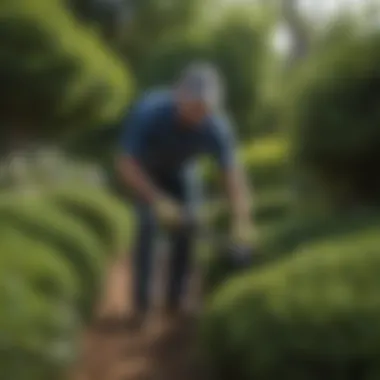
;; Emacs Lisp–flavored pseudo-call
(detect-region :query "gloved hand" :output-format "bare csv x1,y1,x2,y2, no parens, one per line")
153,195,184,229
230,219,256,247
229,219,258,266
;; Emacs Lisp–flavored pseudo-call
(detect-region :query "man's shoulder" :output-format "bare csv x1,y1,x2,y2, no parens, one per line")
137,87,174,114
205,111,233,135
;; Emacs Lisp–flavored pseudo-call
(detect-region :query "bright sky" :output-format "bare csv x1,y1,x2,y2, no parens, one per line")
299,0,367,21
216,0,371,53
273,0,372,53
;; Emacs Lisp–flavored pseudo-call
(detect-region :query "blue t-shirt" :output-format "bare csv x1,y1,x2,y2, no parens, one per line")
120,88,236,176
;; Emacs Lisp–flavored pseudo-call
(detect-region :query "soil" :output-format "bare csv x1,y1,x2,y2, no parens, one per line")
72,250,207,380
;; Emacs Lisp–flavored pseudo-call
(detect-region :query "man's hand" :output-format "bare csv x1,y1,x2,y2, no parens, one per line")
153,196,184,229
230,218,256,247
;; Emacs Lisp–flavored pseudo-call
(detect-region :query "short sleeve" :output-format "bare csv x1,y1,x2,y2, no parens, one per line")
119,102,151,159
208,114,237,170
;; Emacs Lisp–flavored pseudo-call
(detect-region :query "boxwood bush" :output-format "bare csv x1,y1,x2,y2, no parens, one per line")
0,227,81,380
199,224,380,380
0,195,105,322
287,32,380,208
47,186,133,256
0,186,133,378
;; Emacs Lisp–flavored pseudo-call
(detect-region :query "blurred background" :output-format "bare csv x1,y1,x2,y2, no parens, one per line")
1,0,380,379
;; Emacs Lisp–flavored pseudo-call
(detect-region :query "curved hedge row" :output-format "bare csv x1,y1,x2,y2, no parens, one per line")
0,227,81,380
47,186,135,255
199,222,380,380
287,32,380,207
0,0,134,138
0,187,132,379
0,198,105,322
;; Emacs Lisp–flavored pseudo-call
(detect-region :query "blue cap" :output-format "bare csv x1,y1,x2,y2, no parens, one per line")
178,62,223,110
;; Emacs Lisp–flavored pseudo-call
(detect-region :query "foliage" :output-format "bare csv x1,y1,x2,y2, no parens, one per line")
0,195,105,322
200,221,380,380
0,0,133,145
136,32,211,89
119,0,203,74
262,207,380,259
4,0,380,378
0,226,81,380
48,185,134,254
209,10,273,137
0,186,131,368
286,31,380,209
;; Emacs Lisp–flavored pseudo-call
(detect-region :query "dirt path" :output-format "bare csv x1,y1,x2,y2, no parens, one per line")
73,251,206,380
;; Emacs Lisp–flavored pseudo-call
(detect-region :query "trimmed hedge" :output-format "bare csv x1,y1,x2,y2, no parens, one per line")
0,224,80,301
287,32,380,207
0,198,104,322
0,186,133,378
203,135,289,193
212,188,291,231
47,186,133,255
0,227,81,380
261,208,380,259
0,0,134,138
199,223,380,380
0,187,132,322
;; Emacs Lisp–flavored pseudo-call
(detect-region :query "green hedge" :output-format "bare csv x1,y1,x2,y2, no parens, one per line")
0,224,79,301
287,32,380,207
0,0,134,139
0,187,132,322
47,186,133,255
261,208,380,259
203,136,289,193
199,223,380,380
212,188,291,231
0,198,104,322
0,227,81,380
0,186,133,378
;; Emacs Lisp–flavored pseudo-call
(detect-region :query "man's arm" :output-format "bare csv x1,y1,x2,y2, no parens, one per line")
222,161,252,225
210,115,253,226
116,103,183,228
116,155,161,203
116,104,161,204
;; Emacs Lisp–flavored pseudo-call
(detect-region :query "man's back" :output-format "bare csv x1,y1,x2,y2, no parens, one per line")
121,88,234,176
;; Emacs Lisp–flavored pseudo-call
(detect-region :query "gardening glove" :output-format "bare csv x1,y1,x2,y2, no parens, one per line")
153,195,184,229
229,219,258,266
230,219,256,247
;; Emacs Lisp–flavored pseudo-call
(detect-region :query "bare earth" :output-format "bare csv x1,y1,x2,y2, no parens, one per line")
72,250,206,380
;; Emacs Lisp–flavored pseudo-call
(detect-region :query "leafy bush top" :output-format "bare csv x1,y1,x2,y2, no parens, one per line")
200,224,380,380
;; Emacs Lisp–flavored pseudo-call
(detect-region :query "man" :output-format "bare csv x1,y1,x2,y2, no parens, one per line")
116,62,254,328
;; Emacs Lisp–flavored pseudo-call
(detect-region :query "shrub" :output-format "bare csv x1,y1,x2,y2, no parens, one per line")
211,188,291,231
203,136,289,194
136,33,211,88
0,224,79,301
209,9,272,138
262,208,380,259
199,225,380,380
0,195,105,322
0,227,81,380
0,0,134,141
288,32,380,208
47,186,133,255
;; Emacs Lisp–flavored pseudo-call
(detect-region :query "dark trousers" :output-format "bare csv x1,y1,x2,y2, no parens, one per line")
132,167,201,313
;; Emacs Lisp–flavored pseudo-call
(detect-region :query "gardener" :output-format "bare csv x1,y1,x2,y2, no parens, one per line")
116,62,254,328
